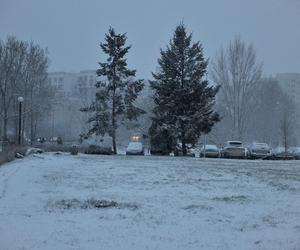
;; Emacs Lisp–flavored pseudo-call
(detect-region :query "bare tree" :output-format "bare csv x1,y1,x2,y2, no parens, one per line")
23,43,49,144
0,37,53,144
0,37,27,141
211,36,262,140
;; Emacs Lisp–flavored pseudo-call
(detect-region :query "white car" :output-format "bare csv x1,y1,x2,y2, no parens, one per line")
288,147,300,160
200,144,220,158
248,142,271,159
272,146,286,155
126,142,144,155
268,146,295,160
222,141,247,159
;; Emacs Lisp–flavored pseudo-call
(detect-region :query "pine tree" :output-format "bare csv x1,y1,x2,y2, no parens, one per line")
82,28,144,154
150,24,220,156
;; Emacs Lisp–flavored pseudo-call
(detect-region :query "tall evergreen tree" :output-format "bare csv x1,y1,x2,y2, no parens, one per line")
150,24,220,155
82,28,144,154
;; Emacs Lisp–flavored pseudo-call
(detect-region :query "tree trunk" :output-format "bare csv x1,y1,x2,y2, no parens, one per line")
111,94,117,155
21,101,27,144
18,101,22,145
181,122,187,156
283,113,288,154
3,108,8,141
33,115,38,144
182,138,187,156
112,131,117,155
30,95,34,146
14,99,19,143
0,114,2,140
111,68,118,155
111,100,117,154
30,111,34,147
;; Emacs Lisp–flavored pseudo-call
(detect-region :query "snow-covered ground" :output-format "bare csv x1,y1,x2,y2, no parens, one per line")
1,153,300,250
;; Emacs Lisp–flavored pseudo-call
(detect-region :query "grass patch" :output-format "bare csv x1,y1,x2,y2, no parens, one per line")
47,198,139,211
212,195,249,203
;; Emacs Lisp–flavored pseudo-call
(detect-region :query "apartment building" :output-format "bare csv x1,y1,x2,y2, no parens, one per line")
48,70,97,102
276,73,300,142
47,70,151,140
276,73,300,109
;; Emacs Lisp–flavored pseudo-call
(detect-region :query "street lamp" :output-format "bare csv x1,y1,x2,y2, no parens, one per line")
203,133,207,158
17,96,24,145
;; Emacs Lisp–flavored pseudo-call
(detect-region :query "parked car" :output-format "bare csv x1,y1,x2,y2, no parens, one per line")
264,146,295,160
50,137,58,142
288,147,300,160
36,137,46,143
221,141,247,159
126,142,144,155
272,146,286,155
248,142,271,159
199,144,220,158
50,136,63,145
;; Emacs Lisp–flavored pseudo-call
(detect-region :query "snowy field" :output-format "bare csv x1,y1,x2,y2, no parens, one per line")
0,153,300,250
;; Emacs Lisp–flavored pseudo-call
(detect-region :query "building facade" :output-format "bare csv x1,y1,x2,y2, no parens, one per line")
276,73,300,143
48,70,97,102
47,70,151,142
276,73,300,111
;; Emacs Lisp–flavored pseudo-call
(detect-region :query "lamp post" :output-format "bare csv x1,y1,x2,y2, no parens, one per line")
17,96,24,145
203,134,207,158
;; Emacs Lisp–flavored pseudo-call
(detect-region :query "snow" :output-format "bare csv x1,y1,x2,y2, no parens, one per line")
1,153,300,250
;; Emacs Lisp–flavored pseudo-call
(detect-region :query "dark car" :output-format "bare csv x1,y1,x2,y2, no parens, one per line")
199,144,220,158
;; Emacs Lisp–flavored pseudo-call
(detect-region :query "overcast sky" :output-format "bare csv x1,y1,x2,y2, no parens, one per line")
1,0,299,79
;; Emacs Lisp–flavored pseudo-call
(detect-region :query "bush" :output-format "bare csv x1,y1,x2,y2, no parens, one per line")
150,143,171,156
85,145,113,155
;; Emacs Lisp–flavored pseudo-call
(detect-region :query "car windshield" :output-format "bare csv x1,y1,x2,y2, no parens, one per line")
292,147,300,153
255,143,268,146
252,143,269,148
274,147,285,153
127,142,143,150
203,144,218,150
228,141,242,146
